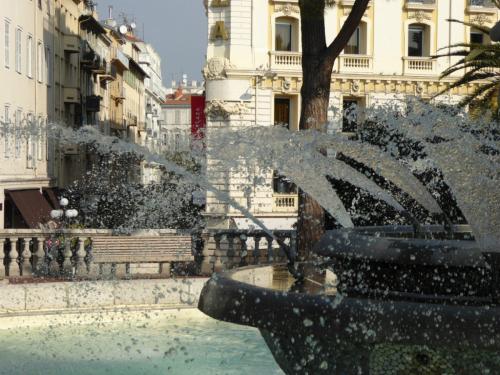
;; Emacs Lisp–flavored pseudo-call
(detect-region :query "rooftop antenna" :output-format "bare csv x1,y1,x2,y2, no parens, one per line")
108,5,113,20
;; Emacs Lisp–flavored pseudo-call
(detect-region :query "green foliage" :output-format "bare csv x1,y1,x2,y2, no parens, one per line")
434,18,500,115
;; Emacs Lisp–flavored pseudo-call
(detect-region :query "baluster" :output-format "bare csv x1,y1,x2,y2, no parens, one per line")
7,237,20,277
266,236,274,263
20,238,33,277
75,238,88,277
34,237,46,275
239,234,248,267
48,238,61,275
226,234,235,269
0,238,5,279
62,237,73,276
253,236,261,265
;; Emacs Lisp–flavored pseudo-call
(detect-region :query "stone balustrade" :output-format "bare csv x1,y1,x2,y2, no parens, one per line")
199,229,297,274
403,57,436,75
338,55,373,73
269,51,302,71
0,228,297,280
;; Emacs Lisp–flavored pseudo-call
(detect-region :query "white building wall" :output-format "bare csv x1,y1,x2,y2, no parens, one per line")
0,0,52,228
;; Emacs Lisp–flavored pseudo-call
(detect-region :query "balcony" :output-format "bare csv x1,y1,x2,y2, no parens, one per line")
63,87,80,104
272,194,298,214
339,0,372,7
403,57,436,75
467,0,498,13
269,51,302,71
63,34,80,53
338,55,373,73
405,0,436,11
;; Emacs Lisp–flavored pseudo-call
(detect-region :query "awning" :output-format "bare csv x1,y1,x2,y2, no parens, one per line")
6,189,58,228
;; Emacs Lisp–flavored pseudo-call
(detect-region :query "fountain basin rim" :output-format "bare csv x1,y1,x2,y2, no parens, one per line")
198,264,500,349
313,225,487,268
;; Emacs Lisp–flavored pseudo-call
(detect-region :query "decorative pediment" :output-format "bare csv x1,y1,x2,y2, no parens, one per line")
470,14,493,26
275,3,300,16
408,11,432,23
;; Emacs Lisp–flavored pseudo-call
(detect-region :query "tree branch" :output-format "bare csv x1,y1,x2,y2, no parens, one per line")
324,0,370,64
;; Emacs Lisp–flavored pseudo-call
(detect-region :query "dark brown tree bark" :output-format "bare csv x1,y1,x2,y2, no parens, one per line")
297,0,370,257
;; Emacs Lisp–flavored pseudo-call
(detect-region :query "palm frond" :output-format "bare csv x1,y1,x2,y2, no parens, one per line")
445,18,491,34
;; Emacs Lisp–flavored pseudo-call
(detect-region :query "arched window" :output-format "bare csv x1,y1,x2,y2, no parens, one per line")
408,23,430,57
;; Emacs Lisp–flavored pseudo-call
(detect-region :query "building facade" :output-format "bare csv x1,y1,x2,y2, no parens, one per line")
203,0,500,229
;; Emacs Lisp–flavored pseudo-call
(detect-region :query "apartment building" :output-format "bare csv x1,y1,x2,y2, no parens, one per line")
203,0,500,230
0,0,57,228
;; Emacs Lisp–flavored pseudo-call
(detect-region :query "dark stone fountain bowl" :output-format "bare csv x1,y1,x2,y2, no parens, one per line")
198,226,500,374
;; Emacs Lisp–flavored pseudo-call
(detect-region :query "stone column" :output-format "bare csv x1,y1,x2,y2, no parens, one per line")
20,238,33,277
74,238,88,277
7,237,20,277
34,238,46,275
62,238,73,276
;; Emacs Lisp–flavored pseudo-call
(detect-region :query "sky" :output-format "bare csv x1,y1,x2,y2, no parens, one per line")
97,0,207,87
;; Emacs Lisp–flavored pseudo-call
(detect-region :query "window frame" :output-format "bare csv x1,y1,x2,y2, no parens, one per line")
4,20,10,68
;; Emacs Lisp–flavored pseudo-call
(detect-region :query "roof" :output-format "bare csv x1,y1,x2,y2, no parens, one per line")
163,88,195,105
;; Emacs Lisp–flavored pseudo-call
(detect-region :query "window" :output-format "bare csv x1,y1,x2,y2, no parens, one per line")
45,46,51,85
37,41,43,82
27,35,33,78
408,25,424,57
276,22,292,52
15,109,21,158
470,31,485,45
4,20,10,68
4,105,10,158
26,113,35,168
342,99,359,133
345,27,361,55
15,28,22,73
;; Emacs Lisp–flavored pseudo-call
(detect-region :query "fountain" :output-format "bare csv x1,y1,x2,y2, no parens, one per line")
1,99,498,373
198,101,500,374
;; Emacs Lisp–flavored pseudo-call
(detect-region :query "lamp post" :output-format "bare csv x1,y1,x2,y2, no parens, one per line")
48,198,79,277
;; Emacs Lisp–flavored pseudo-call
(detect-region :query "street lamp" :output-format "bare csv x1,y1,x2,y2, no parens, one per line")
48,197,79,277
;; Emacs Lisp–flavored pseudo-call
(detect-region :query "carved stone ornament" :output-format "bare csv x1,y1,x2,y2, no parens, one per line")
351,80,360,93
282,78,292,91
205,100,250,119
471,14,491,26
203,57,235,80
415,82,425,95
275,3,300,16
409,11,432,23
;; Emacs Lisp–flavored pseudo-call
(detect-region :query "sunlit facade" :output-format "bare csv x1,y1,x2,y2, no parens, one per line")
203,0,500,229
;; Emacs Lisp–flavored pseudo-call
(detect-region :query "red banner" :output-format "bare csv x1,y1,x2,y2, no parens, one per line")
191,95,206,140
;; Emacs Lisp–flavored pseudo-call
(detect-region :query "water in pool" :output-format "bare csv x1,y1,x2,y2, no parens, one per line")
0,309,283,375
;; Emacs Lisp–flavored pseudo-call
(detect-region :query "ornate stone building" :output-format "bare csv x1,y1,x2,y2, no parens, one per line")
203,0,500,230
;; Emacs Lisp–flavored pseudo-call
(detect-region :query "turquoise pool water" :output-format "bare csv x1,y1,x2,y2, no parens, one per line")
0,309,283,375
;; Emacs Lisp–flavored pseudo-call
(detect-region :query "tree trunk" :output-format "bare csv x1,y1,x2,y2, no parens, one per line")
297,0,370,258
297,57,333,258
